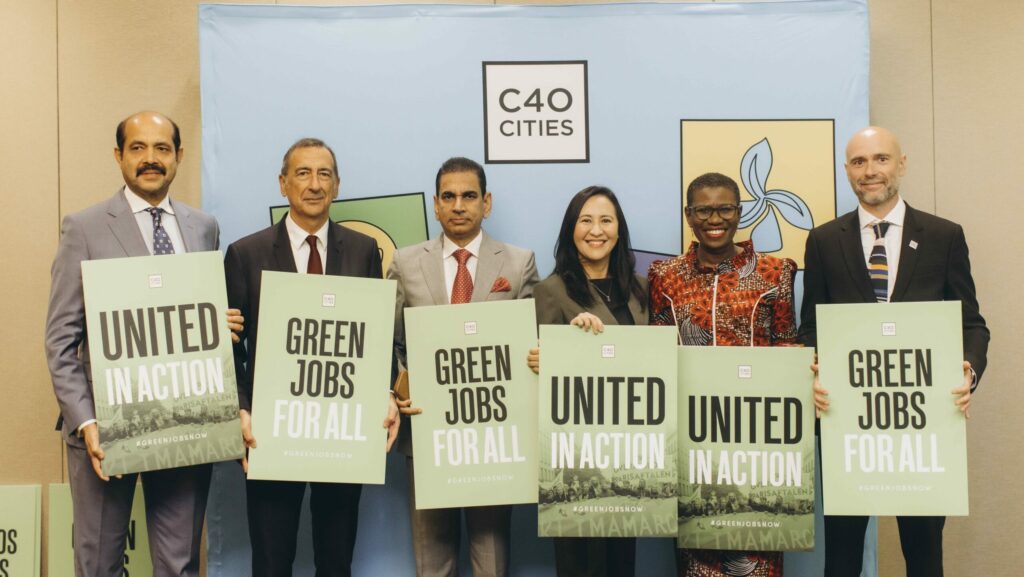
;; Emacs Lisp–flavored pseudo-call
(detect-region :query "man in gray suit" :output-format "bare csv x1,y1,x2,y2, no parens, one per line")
45,111,236,577
389,157,539,577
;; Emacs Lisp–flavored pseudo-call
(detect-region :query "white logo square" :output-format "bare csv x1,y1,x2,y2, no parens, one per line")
881,322,897,336
464,321,478,335
483,61,589,163
601,345,615,358
148,274,163,289
322,294,336,307
738,365,752,379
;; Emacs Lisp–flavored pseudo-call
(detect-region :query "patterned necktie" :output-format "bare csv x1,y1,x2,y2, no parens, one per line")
450,248,473,304
146,207,175,255
306,235,323,274
869,221,891,302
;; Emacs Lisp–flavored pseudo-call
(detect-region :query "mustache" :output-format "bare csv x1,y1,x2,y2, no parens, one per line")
136,163,166,176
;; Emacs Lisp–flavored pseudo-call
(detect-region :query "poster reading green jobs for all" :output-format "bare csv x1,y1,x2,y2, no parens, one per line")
81,251,244,476
677,346,816,551
247,272,397,484
0,485,40,577
817,301,968,516
48,483,152,577
406,299,538,509
538,325,679,538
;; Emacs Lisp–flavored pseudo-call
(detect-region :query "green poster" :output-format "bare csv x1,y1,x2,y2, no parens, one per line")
538,325,679,538
406,299,538,509
0,485,40,577
81,251,244,476
817,301,968,515
48,483,152,577
270,193,429,274
247,271,397,484
677,346,816,551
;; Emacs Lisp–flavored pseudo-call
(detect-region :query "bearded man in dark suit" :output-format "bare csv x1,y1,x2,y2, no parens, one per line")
798,126,989,577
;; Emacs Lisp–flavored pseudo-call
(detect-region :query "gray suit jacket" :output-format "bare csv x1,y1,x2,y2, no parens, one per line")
44,188,219,447
387,232,539,453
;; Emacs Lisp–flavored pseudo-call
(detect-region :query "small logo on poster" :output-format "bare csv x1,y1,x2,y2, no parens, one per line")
881,322,897,336
738,365,752,379
601,345,615,358
148,274,163,289
464,321,478,335
483,61,589,163
322,294,336,307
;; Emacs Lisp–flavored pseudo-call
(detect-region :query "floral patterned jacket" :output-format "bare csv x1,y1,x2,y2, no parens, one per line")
648,240,797,346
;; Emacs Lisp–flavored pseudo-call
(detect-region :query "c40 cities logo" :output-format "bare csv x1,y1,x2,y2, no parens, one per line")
680,120,836,268
483,61,589,164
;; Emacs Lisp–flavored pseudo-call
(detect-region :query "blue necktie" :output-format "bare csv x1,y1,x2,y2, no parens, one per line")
147,207,175,255
869,221,890,302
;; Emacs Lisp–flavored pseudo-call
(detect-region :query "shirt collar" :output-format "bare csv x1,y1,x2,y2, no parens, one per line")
858,196,906,229
123,186,174,215
284,212,330,252
442,231,483,259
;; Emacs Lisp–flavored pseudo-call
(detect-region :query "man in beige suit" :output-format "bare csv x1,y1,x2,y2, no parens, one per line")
388,156,539,577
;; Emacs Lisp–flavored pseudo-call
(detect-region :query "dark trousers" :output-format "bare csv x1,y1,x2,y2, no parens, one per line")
553,537,636,577
824,515,945,577
246,479,363,577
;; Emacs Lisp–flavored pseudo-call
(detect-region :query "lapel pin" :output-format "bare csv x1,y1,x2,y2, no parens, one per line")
908,240,918,250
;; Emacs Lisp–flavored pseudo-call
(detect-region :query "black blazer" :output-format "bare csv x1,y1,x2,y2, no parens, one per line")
224,217,383,411
797,203,989,381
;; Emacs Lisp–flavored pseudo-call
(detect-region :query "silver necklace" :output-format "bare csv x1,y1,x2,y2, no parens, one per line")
590,279,613,303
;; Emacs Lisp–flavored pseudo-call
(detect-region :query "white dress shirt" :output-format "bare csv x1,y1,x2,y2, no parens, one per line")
442,232,483,301
857,197,906,300
124,187,186,254
285,214,329,273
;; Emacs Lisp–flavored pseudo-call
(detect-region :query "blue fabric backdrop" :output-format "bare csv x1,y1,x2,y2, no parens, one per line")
199,2,875,575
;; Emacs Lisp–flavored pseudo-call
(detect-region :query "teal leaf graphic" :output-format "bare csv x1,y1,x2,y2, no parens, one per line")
765,189,814,230
751,206,783,252
737,136,815,241
739,138,771,228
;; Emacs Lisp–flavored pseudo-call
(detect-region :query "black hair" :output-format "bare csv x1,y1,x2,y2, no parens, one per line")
553,186,647,310
685,172,740,205
435,157,486,196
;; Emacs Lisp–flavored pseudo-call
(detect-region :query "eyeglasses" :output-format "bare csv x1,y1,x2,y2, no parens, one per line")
686,204,740,221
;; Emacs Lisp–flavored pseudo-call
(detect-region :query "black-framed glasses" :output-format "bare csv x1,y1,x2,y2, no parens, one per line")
686,204,740,221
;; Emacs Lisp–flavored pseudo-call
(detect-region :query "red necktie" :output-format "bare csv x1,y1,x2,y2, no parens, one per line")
450,248,473,304
306,235,323,274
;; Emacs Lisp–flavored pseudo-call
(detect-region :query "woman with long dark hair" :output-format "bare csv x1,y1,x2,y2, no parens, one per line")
528,185,648,577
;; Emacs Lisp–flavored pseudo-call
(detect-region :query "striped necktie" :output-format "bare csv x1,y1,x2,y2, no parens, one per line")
869,221,891,302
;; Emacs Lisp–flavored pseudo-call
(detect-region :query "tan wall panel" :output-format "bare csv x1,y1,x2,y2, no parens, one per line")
0,0,61,476
0,1,61,575
57,0,208,214
928,1,1024,576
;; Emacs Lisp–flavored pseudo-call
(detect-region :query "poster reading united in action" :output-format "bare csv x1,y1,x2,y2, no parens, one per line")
677,346,816,551
538,325,679,538
81,251,244,476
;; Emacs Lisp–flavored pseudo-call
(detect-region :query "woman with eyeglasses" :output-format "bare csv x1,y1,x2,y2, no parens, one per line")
648,172,797,577
527,185,648,577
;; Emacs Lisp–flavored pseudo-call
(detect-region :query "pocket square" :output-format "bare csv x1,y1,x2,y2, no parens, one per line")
490,276,512,293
